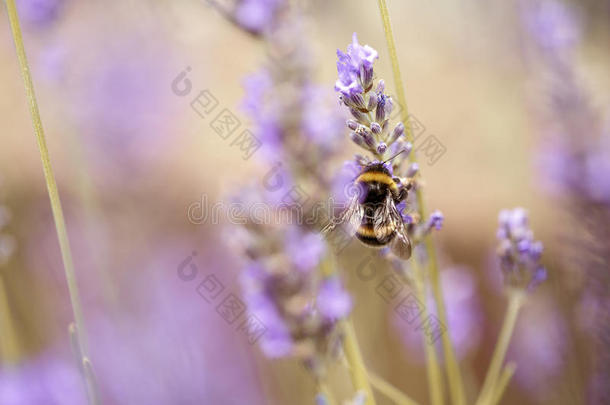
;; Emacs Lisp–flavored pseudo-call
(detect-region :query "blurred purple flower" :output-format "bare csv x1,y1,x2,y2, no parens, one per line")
496,208,546,291
317,277,352,320
427,210,444,231
508,296,567,398
69,36,179,173
285,227,326,273
0,353,86,405
234,0,284,34
394,266,483,360
88,249,265,404
523,0,580,52
243,289,293,358
17,0,65,27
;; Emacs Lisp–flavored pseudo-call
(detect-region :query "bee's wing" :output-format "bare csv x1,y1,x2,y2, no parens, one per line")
322,195,363,237
375,194,412,259
390,227,412,260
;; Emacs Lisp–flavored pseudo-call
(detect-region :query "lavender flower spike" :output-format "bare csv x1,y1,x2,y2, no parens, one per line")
496,208,547,291
335,34,412,166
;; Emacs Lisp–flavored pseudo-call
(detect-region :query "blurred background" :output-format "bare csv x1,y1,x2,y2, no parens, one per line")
0,0,609,404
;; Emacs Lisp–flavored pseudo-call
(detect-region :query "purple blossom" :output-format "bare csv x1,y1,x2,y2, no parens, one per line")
394,266,483,360
234,0,284,34
0,354,86,405
335,33,378,97
285,227,326,273
508,296,567,398
428,210,444,231
316,277,353,320
496,208,547,291
523,0,580,52
17,0,64,27
245,291,294,358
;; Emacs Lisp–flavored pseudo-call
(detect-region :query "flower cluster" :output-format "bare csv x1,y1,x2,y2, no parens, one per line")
208,0,286,36
225,15,353,376
232,209,352,374
336,34,412,162
333,34,443,247
524,0,610,206
496,208,546,291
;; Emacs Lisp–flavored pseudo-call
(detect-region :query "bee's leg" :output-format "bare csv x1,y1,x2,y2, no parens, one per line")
393,177,410,202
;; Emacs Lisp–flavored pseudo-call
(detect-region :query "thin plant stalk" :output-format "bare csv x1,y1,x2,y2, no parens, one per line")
342,357,421,405
376,1,466,405
489,363,516,405
4,1,97,402
368,370,421,405
321,256,375,405
316,379,338,405
476,291,524,405
342,319,377,405
0,275,20,363
413,260,444,405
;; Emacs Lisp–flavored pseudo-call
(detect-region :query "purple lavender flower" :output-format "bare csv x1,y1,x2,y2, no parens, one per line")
285,227,326,273
335,34,409,161
17,0,65,27
394,266,483,360
335,33,378,98
427,210,444,231
317,276,353,320
496,208,546,291
523,0,580,52
523,3,610,400
0,353,87,405
226,0,285,35
508,296,567,399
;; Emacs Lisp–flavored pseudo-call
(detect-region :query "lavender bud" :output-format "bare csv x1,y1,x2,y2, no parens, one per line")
370,122,382,135
350,108,365,122
350,132,366,147
346,120,359,131
350,93,366,109
376,95,386,122
355,154,369,166
367,95,378,111
377,142,387,154
389,122,405,144
404,142,413,154
428,210,444,231
376,79,385,93
406,163,419,177
385,97,394,115
360,65,374,91
362,132,376,149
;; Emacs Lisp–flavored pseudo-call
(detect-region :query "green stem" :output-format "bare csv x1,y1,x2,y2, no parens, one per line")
475,291,524,405
4,0,97,400
0,274,20,363
316,379,338,405
413,260,444,405
368,370,421,405
489,363,516,405
376,2,466,405
342,319,377,405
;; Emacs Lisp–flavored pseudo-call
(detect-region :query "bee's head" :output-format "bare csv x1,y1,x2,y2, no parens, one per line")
360,161,392,176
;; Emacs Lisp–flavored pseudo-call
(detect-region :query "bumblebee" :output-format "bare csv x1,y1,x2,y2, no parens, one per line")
324,154,412,259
